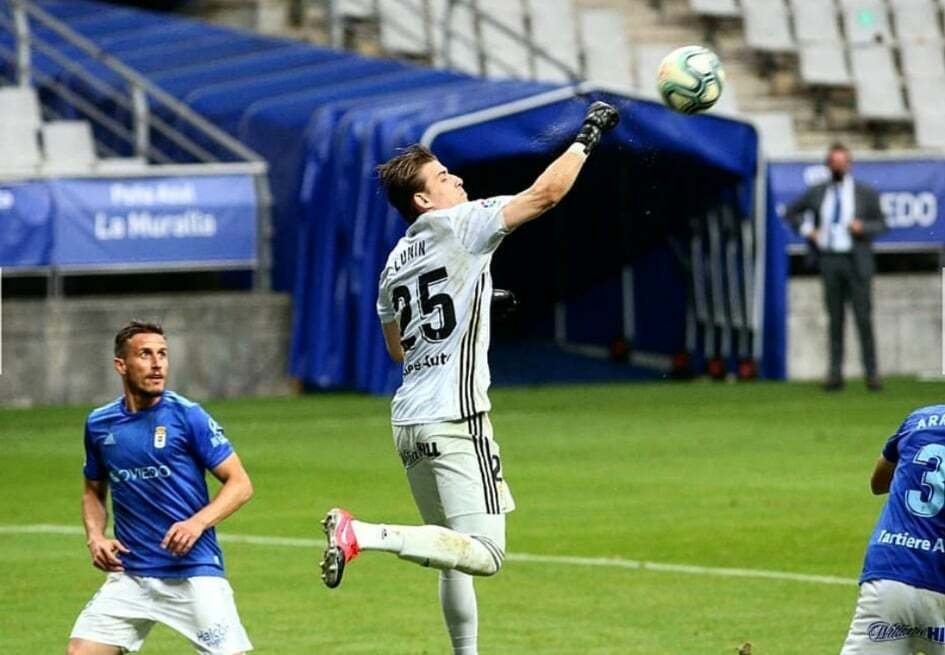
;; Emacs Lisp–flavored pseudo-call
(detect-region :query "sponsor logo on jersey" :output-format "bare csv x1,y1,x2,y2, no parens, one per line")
868,621,945,644
208,417,229,448
103,432,117,446
399,441,441,467
109,465,172,484
403,352,452,378
478,198,499,209
153,426,167,449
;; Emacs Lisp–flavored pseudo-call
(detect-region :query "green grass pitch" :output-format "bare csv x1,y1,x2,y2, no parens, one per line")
2,379,943,653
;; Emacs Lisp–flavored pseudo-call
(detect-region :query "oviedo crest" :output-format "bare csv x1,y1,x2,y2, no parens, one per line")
153,426,167,449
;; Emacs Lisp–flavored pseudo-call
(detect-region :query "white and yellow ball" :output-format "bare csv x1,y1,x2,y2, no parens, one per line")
656,45,726,114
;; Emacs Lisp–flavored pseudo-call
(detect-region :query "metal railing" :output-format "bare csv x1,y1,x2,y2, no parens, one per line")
325,0,583,82
0,0,274,295
2,0,266,165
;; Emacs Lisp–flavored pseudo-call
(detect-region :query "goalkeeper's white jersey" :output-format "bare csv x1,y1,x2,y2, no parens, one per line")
377,196,513,426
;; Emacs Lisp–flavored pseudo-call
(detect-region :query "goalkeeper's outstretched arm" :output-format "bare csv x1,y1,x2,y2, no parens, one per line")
502,101,619,230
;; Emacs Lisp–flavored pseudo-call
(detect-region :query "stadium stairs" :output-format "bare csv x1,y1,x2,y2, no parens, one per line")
194,0,917,154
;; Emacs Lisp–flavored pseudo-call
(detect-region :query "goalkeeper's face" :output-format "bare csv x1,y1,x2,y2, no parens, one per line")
413,159,467,214
114,332,168,399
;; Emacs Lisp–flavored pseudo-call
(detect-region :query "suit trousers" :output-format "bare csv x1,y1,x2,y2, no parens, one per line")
819,252,877,379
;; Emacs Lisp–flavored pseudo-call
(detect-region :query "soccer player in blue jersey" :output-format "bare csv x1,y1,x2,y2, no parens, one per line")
67,321,254,655
842,405,945,654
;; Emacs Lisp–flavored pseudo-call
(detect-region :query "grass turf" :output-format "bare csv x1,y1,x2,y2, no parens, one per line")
2,378,942,653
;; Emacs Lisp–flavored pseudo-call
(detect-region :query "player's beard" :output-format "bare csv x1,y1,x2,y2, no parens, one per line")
128,373,165,399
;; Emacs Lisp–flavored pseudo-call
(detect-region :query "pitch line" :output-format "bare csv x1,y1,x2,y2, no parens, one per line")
0,524,858,587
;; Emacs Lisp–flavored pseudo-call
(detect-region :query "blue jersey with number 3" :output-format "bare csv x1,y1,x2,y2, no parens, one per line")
83,391,235,578
862,405,945,594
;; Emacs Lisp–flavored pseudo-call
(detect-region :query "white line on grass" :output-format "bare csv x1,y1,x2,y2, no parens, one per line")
0,524,858,587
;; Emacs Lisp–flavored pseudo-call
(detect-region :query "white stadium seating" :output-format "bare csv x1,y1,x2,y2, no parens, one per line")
743,0,794,51
0,85,41,129
41,120,97,173
580,8,632,87
527,0,580,82
790,0,842,44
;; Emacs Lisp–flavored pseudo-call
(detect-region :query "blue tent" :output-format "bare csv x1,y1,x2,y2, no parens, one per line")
12,0,786,392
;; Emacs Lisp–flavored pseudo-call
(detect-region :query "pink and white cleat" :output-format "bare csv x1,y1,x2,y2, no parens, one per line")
320,508,360,588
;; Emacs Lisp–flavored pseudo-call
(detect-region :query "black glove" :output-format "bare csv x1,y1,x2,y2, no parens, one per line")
491,288,519,322
574,101,620,154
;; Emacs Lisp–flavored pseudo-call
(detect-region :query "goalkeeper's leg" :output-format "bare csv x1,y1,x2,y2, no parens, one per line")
348,512,505,575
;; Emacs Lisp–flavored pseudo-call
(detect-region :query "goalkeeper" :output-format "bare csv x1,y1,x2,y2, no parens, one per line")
321,101,620,654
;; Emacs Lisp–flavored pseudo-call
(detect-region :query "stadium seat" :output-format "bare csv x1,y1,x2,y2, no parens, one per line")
527,0,580,82
849,44,908,119
708,77,740,114
850,43,900,81
335,0,375,19
799,43,852,85
378,0,429,56
95,157,149,173
745,111,798,156
841,0,894,45
906,74,945,109
854,76,910,119
0,124,41,173
432,0,481,75
742,0,795,52
914,109,945,147
0,85,42,129
580,8,633,87
41,120,97,172
633,45,669,98
900,41,945,77
478,0,530,79
790,0,842,44
689,0,741,17
891,0,943,42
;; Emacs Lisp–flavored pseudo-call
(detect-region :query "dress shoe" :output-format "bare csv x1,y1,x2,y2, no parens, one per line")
823,377,844,391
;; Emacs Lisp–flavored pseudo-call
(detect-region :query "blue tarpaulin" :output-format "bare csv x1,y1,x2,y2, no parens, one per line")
10,0,785,391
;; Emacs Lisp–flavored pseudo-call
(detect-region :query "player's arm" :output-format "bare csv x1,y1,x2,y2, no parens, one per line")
161,453,253,557
870,456,896,495
81,478,130,571
502,101,619,230
382,320,405,363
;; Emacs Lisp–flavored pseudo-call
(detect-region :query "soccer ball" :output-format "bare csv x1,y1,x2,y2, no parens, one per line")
656,45,726,114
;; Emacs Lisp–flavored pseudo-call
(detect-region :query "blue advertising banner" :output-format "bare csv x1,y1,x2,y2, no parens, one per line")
0,181,56,267
51,175,258,268
769,159,945,250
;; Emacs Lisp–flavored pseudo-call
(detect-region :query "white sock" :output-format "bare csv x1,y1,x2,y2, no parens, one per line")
440,569,478,655
351,520,404,552
350,521,502,576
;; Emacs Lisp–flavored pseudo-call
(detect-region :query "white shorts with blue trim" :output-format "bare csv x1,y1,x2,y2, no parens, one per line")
841,579,945,654
70,572,252,654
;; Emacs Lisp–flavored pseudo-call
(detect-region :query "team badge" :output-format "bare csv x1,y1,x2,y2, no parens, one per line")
153,426,167,449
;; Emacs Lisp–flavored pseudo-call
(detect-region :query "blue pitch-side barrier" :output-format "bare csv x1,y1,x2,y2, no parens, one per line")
0,174,258,269
769,159,945,250
5,0,787,391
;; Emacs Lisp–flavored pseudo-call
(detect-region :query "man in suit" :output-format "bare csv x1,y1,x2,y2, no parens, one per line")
786,143,887,391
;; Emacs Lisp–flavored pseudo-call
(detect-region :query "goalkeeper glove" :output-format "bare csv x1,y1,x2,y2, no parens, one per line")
574,101,620,154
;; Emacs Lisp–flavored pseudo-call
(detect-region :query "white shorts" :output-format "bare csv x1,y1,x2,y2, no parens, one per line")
841,579,945,654
70,573,253,654
393,412,515,524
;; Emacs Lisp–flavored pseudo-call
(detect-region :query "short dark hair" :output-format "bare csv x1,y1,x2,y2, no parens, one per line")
828,142,849,156
114,320,164,357
376,144,437,223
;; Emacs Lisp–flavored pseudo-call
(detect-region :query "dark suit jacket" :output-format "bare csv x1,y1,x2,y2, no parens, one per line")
785,178,887,274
